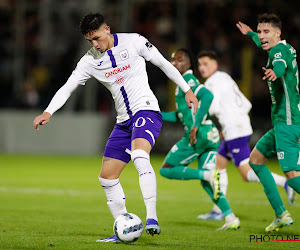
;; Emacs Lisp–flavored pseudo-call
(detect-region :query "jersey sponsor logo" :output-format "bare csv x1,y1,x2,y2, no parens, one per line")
119,49,129,60
145,41,153,50
274,52,282,59
105,64,131,78
115,75,125,86
98,61,103,66
277,151,284,160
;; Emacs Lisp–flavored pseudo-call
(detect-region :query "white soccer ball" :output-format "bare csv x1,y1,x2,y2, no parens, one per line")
113,213,143,243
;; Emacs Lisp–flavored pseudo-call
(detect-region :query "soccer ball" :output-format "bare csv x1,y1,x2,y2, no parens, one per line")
113,213,143,243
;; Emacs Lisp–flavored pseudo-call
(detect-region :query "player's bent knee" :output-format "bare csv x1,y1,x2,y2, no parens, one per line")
161,161,172,169
249,148,266,165
131,149,149,162
241,174,248,182
131,149,154,176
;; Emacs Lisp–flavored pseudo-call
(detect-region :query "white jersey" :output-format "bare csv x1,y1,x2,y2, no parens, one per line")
204,71,253,140
44,33,190,123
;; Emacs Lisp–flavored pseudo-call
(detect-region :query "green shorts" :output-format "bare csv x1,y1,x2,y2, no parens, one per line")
256,124,300,172
165,136,218,170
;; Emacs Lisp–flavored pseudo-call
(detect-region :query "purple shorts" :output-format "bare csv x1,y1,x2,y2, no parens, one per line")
104,110,163,163
218,135,251,167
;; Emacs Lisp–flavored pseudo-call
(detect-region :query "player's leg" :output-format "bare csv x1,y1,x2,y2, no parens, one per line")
230,135,289,201
249,128,292,232
286,171,300,191
159,139,212,181
198,141,229,221
277,124,300,196
239,162,293,203
200,180,240,230
197,150,239,230
99,157,128,219
97,122,132,242
131,110,163,236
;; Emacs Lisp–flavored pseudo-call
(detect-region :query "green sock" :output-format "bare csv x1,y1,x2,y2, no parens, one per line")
249,162,285,216
287,176,300,194
201,180,232,216
160,166,205,180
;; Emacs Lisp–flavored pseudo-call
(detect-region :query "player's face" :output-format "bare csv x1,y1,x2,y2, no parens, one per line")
84,24,113,52
257,22,281,51
197,56,218,79
171,51,191,75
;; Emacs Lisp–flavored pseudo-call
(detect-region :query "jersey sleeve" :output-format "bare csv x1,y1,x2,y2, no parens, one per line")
247,31,262,49
269,47,287,78
193,86,213,127
132,34,190,93
44,57,92,115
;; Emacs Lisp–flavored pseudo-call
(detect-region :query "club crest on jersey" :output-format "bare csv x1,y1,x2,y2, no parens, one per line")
119,50,129,60
145,41,153,50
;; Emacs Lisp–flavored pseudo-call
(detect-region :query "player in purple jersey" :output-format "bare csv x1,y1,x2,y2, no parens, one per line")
33,12,198,243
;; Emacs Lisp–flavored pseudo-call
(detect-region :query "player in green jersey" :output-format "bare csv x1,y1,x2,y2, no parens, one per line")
159,48,240,230
237,13,300,232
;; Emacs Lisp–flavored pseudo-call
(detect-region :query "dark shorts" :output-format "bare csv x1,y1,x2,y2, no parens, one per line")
218,135,251,167
104,110,163,163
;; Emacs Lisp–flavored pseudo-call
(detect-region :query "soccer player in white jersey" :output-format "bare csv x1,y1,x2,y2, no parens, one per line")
196,50,293,221
33,13,198,243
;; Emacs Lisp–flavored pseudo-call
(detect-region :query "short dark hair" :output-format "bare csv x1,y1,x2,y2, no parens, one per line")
79,13,106,35
258,13,282,30
176,48,194,71
197,50,218,61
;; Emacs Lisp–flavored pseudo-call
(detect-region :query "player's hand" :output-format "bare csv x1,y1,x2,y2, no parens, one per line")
236,21,252,35
190,126,199,144
185,89,198,115
33,112,51,131
262,67,277,81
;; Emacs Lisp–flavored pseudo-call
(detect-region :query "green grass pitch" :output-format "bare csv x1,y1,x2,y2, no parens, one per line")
0,154,299,249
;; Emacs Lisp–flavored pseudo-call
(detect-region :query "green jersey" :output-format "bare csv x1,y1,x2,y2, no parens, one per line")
267,41,300,125
248,32,300,125
162,70,219,145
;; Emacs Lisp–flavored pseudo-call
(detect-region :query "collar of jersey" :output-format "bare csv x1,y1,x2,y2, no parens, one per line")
277,40,286,46
182,69,193,76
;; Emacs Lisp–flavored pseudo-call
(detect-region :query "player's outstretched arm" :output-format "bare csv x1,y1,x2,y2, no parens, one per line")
33,112,51,131
236,21,262,48
185,89,198,115
236,21,252,35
